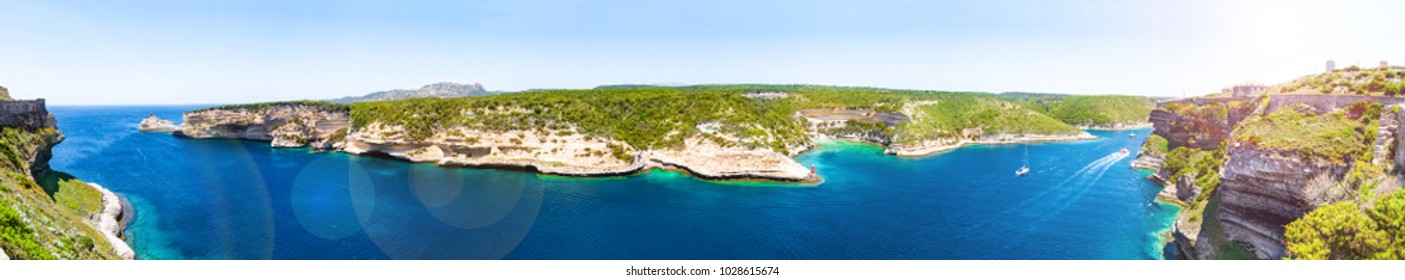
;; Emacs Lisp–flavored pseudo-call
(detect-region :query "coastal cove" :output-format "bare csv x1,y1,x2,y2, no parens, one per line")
49,105,1177,259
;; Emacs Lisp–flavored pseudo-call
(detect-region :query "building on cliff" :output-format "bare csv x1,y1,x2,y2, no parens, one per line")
0,98,57,130
1223,83,1266,98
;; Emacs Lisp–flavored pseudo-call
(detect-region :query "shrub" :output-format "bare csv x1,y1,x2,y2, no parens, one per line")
1285,189,1405,259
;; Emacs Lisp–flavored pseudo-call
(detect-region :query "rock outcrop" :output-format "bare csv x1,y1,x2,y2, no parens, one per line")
647,136,812,182
1217,144,1350,259
174,104,349,150
1175,174,1201,202
137,115,177,132
1130,152,1164,171
0,99,62,178
1149,108,1230,151
341,123,815,182
1146,96,1404,259
89,183,135,260
344,123,645,176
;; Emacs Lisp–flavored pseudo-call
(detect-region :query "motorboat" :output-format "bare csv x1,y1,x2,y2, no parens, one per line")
1016,146,1030,176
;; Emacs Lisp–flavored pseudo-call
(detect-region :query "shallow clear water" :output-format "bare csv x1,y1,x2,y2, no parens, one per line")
49,105,1178,259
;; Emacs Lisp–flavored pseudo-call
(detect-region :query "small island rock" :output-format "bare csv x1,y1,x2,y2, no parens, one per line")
138,114,178,132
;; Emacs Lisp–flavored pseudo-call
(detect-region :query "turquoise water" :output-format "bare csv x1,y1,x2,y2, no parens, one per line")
49,106,1179,259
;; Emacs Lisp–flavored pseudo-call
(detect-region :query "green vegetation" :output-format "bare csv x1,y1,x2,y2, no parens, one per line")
1142,134,1169,156
1285,189,1405,259
1003,94,1155,127
1232,105,1374,163
328,128,348,143
1164,102,1229,124
900,93,1081,143
1163,143,1225,203
41,172,102,218
1,198,52,259
0,127,120,260
348,85,1090,153
195,100,350,113
351,87,810,153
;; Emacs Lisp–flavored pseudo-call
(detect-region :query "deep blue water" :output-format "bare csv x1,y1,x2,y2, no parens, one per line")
48,105,1179,259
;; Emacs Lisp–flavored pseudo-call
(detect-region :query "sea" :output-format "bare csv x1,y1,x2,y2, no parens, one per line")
48,105,1180,260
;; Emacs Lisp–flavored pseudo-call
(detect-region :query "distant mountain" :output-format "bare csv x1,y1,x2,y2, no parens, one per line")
329,82,491,103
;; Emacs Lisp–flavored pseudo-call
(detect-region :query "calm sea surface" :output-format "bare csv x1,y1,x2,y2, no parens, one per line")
49,105,1178,259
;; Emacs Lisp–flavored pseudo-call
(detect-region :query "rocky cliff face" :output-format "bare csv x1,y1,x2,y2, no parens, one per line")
0,99,62,178
168,103,817,182
1147,97,1402,260
174,104,349,150
343,122,644,176
341,122,815,182
1217,144,1350,259
1149,108,1229,151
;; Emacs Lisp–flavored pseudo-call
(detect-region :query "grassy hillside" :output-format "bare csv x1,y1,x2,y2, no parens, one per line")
899,93,1082,143
0,127,120,260
1002,93,1156,127
1273,66,1405,96
348,85,1089,153
1231,103,1377,163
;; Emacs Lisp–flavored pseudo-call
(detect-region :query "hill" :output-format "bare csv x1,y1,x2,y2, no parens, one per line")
1271,66,1405,96
328,82,492,103
1001,93,1156,129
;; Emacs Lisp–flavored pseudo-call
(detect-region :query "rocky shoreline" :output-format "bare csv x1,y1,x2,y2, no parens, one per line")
883,132,1098,157
88,183,136,260
1081,122,1153,131
169,104,1127,184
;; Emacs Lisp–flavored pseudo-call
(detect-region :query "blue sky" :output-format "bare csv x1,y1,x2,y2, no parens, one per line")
2,0,1403,105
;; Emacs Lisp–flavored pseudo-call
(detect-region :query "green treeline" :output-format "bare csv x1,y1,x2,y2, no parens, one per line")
1003,93,1155,127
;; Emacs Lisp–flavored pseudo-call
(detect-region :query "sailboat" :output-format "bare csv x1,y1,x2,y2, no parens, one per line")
1015,146,1030,176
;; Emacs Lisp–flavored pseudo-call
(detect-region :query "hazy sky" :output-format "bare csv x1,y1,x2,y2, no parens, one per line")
2,0,1403,105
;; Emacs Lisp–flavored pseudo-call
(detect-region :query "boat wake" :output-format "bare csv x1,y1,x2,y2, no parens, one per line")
954,149,1133,240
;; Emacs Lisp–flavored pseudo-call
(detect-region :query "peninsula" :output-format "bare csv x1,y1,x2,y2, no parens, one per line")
166,84,1154,183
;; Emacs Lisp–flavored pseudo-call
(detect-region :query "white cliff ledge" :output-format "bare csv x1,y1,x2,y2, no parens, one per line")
342,123,817,182
88,183,135,260
884,132,1098,157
